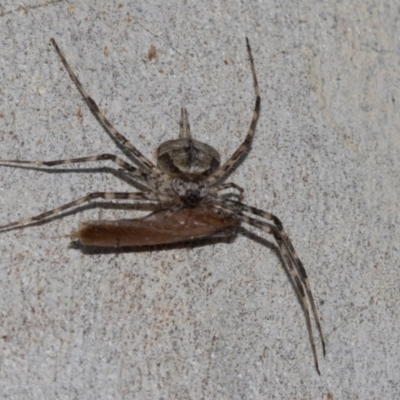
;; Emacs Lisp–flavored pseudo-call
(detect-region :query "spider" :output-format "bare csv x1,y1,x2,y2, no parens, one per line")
0,38,325,373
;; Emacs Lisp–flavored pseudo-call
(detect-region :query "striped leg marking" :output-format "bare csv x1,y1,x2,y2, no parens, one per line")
209,37,261,184
218,200,325,375
50,39,160,174
225,200,326,359
0,192,160,232
0,154,159,189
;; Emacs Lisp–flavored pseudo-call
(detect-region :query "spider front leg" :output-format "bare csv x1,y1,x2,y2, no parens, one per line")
0,192,160,232
50,38,160,175
209,38,261,184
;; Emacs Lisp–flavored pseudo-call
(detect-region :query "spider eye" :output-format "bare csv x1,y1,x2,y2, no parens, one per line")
183,189,201,207
156,138,220,175
172,178,209,208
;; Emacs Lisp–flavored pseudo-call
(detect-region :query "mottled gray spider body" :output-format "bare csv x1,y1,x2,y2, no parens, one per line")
0,38,325,373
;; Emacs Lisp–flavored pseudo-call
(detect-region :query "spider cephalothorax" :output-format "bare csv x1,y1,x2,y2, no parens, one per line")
156,108,221,176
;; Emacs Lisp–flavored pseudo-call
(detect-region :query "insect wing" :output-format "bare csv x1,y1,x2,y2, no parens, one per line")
72,208,239,247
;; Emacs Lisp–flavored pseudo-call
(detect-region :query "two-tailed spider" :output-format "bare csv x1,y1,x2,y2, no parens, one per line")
0,38,325,373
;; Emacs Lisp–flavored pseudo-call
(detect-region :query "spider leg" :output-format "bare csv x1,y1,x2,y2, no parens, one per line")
208,38,260,184
224,200,326,358
159,203,183,220
0,191,162,232
50,39,160,174
241,214,321,374
0,154,160,190
214,200,323,374
211,182,244,201
0,154,136,170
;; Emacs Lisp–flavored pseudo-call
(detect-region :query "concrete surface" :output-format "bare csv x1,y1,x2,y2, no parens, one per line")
0,0,399,398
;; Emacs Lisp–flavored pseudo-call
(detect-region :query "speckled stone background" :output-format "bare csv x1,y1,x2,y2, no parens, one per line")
0,1,399,398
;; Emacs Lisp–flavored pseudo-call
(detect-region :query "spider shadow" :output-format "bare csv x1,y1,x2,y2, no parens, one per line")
71,225,306,324
72,222,304,314
69,223,268,256
240,227,305,313
2,193,307,327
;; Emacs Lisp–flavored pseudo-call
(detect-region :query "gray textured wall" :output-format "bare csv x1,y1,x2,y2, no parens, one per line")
0,1,399,398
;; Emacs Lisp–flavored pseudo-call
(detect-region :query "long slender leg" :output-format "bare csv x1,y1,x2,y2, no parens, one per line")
242,214,321,374
0,154,136,171
0,154,159,189
0,192,162,232
224,200,326,357
214,201,322,374
211,182,244,201
208,38,261,184
50,39,160,174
